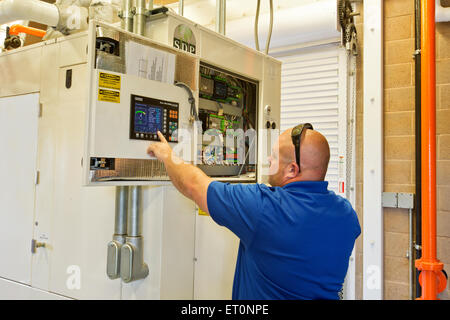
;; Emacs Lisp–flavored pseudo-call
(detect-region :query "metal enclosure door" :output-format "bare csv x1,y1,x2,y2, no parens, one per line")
193,212,239,299
0,93,40,285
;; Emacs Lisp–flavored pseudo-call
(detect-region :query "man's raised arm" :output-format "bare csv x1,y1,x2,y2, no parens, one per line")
147,131,212,214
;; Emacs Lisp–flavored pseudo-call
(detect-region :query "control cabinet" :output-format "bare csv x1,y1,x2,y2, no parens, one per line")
0,16,281,300
84,19,281,186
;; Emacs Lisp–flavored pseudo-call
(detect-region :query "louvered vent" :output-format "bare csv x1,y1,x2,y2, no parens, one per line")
279,47,348,194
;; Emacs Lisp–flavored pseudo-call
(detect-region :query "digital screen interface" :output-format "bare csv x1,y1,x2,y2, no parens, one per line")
134,103,162,134
130,94,179,142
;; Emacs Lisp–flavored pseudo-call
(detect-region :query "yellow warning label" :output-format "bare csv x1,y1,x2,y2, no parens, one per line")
98,89,120,103
99,72,121,90
198,208,209,216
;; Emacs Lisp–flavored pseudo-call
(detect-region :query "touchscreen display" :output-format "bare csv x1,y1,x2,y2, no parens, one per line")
134,103,162,134
130,94,179,142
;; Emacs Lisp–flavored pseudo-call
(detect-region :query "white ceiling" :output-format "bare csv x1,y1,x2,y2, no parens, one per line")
166,0,321,28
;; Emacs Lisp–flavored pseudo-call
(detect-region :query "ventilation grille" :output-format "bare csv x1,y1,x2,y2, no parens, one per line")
279,48,347,193
91,159,169,182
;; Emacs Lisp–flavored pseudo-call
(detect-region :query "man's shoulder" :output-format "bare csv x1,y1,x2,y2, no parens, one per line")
209,181,272,191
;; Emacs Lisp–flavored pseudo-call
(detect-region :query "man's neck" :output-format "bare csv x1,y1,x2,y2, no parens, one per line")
280,172,324,187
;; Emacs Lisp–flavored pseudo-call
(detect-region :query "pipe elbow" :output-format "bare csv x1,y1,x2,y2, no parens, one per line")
0,0,60,27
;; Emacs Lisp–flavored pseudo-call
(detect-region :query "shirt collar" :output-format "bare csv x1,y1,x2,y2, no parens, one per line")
282,180,329,194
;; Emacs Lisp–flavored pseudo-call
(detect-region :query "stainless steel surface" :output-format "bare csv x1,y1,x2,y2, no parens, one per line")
381,192,398,208
96,26,120,41
107,186,129,280
127,186,142,237
109,185,148,282
398,193,415,209
114,186,128,236
179,0,184,16
134,0,146,36
216,0,226,35
120,237,149,282
121,0,134,32
121,186,148,282
120,243,133,282
107,240,120,279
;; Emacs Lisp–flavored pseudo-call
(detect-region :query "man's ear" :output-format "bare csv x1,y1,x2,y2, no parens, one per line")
284,162,299,179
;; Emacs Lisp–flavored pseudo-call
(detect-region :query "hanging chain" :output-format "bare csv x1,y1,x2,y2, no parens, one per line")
346,53,357,202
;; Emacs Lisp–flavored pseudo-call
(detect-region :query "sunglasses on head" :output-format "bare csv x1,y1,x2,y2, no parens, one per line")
291,123,314,170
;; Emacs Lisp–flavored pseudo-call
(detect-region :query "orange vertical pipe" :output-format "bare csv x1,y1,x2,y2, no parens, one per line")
415,0,446,300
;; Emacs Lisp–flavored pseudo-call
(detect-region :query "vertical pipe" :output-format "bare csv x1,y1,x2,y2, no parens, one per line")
114,186,129,236
421,0,437,267
128,186,142,237
179,0,184,16
121,0,134,32
107,186,129,279
416,0,444,300
134,0,146,36
216,0,226,35
414,0,422,299
409,208,414,300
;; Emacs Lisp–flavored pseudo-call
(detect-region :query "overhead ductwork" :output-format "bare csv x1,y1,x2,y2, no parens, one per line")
0,0,60,26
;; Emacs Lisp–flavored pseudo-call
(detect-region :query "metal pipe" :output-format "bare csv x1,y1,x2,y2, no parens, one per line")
216,0,226,35
415,0,446,300
179,0,184,16
409,208,414,300
127,186,142,237
107,186,129,279
414,0,422,299
0,0,59,26
9,24,46,37
120,185,148,282
121,0,134,32
114,186,129,236
134,0,146,36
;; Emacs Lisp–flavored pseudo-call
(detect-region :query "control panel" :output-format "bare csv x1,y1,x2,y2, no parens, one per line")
129,94,179,142
197,63,258,177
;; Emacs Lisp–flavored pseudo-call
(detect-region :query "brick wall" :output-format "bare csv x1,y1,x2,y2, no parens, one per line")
383,0,415,300
354,0,450,300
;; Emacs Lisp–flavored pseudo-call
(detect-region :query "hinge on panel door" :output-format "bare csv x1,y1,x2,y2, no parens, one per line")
38,103,43,117
31,239,46,254
35,170,40,185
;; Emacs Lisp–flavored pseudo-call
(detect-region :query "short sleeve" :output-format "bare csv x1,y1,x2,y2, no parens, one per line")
206,181,264,246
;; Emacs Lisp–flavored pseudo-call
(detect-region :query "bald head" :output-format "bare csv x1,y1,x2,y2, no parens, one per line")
268,127,330,187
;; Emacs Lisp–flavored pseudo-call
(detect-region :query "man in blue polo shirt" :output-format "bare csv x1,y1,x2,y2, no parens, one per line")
147,126,361,300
